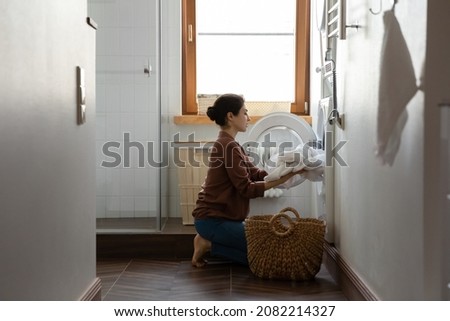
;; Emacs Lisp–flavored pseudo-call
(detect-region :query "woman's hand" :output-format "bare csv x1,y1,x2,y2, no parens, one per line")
292,168,306,175
264,168,305,191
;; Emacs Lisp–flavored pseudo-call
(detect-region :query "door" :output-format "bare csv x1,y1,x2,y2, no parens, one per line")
88,0,163,232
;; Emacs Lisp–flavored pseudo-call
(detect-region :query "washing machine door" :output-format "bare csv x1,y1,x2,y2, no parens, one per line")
245,112,317,169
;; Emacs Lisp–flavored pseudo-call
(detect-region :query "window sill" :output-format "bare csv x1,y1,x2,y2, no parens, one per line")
173,115,312,125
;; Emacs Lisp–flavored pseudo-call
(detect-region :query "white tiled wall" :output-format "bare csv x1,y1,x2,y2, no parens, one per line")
90,0,314,220
89,0,162,219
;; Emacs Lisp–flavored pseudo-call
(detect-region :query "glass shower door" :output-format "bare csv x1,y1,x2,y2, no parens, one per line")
89,0,165,233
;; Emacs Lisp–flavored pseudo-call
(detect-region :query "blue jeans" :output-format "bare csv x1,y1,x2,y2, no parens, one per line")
194,218,248,266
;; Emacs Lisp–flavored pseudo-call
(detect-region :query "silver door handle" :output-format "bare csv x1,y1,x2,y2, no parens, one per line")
144,60,152,77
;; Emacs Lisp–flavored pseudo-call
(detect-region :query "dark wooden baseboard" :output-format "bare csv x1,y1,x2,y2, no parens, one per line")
323,242,378,301
80,277,102,301
97,233,195,259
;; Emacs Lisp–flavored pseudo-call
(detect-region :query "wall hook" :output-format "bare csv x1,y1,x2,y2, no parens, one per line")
391,0,398,11
370,0,398,15
346,21,361,31
369,0,382,15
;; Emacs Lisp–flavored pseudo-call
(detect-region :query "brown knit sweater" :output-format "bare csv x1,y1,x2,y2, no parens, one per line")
192,131,267,221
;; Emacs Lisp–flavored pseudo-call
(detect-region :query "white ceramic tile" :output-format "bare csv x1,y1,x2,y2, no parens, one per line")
106,196,121,218
148,118,159,141
103,27,120,55
148,70,159,106
148,196,159,213
134,196,150,214
160,0,169,22
160,196,169,219
105,84,121,112
120,197,135,218
298,180,313,197
134,27,151,56
134,84,150,112
96,140,108,168
166,0,181,29
120,84,135,113
88,1,106,28
96,114,106,140
117,0,134,27
160,80,169,107
118,56,135,84
118,29,134,56
106,168,121,196
250,197,289,216
146,142,161,169
120,168,135,196
105,56,123,84
128,142,148,168
105,113,121,140
248,199,262,215
96,55,107,85
148,0,158,25
168,167,179,194
102,140,123,169
168,96,181,116
160,115,170,140
160,142,171,169
96,168,107,196
120,113,134,139
96,196,107,219
134,0,150,28
96,29,108,56
93,0,203,219
167,26,181,57
167,58,181,93
134,56,152,85
134,170,150,196
96,83,106,112
160,31,169,61
134,113,149,140
292,196,311,217
148,167,159,197
169,196,180,218
148,26,159,56
102,1,119,27
160,167,169,197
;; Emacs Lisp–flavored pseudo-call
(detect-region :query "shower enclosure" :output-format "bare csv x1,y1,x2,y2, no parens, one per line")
88,0,169,233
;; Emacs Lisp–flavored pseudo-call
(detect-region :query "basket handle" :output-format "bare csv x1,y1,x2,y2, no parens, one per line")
278,207,301,219
269,212,295,236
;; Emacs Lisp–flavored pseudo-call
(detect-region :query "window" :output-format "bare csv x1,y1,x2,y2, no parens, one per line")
182,0,310,116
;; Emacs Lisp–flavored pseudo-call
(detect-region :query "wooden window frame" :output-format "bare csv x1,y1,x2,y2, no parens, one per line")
182,0,310,115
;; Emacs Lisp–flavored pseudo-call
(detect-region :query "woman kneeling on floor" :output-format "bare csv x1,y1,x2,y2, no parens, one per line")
191,93,303,267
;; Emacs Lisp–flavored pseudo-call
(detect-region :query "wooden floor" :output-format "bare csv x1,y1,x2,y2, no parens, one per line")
96,218,347,301
97,259,347,301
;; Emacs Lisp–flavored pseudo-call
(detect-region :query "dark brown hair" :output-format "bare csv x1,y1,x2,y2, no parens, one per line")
206,94,244,126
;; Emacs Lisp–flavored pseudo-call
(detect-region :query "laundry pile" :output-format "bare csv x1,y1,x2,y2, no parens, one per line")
264,143,325,190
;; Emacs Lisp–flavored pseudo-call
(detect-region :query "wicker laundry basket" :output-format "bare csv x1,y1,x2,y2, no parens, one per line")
245,207,326,281
175,143,211,225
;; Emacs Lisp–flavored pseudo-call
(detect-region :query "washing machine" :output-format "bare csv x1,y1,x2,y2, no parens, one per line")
245,112,317,169
245,107,334,242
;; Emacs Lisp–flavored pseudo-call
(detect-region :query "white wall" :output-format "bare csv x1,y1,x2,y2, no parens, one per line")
336,0,425,299
0,0,96,300
309,0,449,300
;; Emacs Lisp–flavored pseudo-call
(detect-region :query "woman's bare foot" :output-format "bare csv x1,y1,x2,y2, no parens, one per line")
192,234,211,268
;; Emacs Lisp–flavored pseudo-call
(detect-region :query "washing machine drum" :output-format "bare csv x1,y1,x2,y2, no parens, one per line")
245,112,317,168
